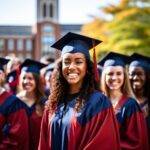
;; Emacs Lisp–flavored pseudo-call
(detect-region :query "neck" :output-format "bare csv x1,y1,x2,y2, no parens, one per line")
69,84,81,94
134,90,146,104
134,88,144,98
109,89,122,100
109,90,123,108
22,91,36,100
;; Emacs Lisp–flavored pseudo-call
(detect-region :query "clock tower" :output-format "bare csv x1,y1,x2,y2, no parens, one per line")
35,0,60,60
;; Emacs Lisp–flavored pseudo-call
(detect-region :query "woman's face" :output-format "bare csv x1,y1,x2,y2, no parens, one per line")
20,72,36,93
104,66,124,91
62,52,87,88
129,66,146,91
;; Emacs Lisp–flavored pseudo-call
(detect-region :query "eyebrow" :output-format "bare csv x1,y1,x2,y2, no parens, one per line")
64,57,85,60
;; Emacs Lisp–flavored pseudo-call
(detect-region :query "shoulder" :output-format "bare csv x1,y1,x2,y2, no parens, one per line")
77,91,112,126
123,97,141,117
87,90,111,109
0,93,25,115
1,92,20,106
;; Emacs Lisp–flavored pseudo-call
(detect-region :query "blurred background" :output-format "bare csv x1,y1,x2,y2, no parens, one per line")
0,0,149,61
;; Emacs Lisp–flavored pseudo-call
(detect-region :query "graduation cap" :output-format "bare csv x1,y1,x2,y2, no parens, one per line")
51,32,102,82
0,57,9,71
129,53,150,71
99,52,130,68
51,32,102,59
21,59,47,74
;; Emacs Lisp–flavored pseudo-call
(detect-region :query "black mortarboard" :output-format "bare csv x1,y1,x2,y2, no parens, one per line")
129,53,150,71
0,57,9,71
99,52,130,68
21,59,47,74
51,32,102,60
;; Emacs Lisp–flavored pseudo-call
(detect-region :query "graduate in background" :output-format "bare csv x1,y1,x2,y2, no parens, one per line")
44,62,55,98
38,32,120,150
16,59,47,150
100,52,149,150
6,56,22,94
128,53,150,145
0,57,29,150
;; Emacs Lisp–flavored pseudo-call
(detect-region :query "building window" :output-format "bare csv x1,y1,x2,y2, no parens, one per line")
8,39,14,51
41,35,55,56
42,35,55,44
43,3,47,17
17,39,23,51
49,3,53,18
42,25,53,33
26,39,32,51
0,39,4,51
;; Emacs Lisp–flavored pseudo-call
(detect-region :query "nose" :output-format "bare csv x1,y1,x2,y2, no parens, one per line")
68,62,75,70
133,74,139,80
23,78,29,84
111,74,117,80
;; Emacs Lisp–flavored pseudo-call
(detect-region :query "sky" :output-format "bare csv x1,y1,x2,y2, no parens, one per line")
0,0,119,25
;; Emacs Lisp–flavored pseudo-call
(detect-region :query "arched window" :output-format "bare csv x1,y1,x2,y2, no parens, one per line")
49,3,53,18
43,3,46,17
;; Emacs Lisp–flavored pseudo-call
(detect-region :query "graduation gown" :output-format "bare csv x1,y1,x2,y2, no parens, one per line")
38,91,120,150
114,96,149,150
139,99,150,147
22,98,46,150
0,91,29,150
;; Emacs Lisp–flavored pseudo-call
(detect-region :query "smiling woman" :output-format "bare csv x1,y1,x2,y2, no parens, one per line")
17,59,47,150
129,53,150,145
100,52,149,150
38,32,120,150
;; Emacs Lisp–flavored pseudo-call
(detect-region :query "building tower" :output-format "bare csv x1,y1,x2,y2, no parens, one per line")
35,0,60,60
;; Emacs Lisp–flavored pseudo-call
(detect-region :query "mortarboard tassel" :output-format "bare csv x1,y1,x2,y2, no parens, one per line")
92,41,100,83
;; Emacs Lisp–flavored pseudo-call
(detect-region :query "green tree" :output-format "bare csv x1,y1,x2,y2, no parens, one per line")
81,0,150,58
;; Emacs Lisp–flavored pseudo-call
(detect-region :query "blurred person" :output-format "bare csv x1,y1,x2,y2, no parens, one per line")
5,56,22,94
16,59,47,150
44,62,55,97
38,32,120,150
128,53,150,145
0,57,29,150
100,52,149,150
6,56,21,74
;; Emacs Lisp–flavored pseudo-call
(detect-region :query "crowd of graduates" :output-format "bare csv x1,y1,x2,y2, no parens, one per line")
0,32,149,150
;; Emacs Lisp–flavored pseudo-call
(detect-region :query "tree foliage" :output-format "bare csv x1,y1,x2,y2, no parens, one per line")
81,0,150,59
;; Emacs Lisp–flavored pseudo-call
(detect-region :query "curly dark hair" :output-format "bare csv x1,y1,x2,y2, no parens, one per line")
46,57,100,113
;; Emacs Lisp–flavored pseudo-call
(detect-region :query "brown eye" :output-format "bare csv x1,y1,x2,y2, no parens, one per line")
107,72,113,76
64,61,70,65
116,72,122,76
76,61,83,65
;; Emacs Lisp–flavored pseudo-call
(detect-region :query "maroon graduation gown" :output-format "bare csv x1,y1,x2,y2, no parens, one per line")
38,91,120,150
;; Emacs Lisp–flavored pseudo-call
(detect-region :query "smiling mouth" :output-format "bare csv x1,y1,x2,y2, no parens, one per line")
67,73,78,78
133,81,141,85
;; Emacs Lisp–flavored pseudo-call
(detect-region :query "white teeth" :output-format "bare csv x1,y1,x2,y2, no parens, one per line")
68,73,78,78
133,82,140,85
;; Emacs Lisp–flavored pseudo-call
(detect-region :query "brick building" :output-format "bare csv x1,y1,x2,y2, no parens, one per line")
0,0,82,60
